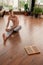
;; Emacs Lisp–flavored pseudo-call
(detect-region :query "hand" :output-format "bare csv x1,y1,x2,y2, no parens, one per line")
5,28,10,32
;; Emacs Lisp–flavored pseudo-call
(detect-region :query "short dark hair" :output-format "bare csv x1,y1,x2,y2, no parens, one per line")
9,9,12,13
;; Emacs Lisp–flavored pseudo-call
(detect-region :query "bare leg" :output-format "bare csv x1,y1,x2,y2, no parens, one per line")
2,30,13,43
3,33,7,40
2,33,8,44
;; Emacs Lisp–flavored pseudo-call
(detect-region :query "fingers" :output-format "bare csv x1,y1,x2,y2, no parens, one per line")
5,28,10,32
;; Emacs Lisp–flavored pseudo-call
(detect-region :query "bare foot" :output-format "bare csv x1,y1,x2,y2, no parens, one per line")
2,33,7,43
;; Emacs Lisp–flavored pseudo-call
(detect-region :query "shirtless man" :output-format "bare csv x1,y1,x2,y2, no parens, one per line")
3,10,21,43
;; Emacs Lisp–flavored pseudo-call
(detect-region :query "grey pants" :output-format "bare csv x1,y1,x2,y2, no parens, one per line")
5,26,21,37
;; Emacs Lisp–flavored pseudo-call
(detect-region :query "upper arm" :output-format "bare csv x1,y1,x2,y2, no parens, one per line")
7,16,10,26
8,16,10,21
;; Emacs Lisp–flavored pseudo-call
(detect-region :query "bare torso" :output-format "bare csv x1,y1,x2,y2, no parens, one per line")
9,15,19,28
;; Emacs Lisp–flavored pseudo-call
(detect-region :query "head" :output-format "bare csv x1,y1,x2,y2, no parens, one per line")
9,10,13,15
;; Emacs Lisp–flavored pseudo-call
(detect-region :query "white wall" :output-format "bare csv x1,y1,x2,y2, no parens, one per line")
35,0,43,8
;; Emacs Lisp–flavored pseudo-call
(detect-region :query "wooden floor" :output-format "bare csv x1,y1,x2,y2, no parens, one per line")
0,15,43,65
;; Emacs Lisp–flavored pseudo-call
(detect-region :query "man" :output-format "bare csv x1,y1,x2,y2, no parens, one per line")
3,10,21,43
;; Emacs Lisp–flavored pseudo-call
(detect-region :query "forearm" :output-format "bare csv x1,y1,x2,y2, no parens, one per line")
6,21,9,28
6,22,9,27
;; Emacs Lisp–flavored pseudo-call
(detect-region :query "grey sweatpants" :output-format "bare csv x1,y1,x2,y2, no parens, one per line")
5,26,21,37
